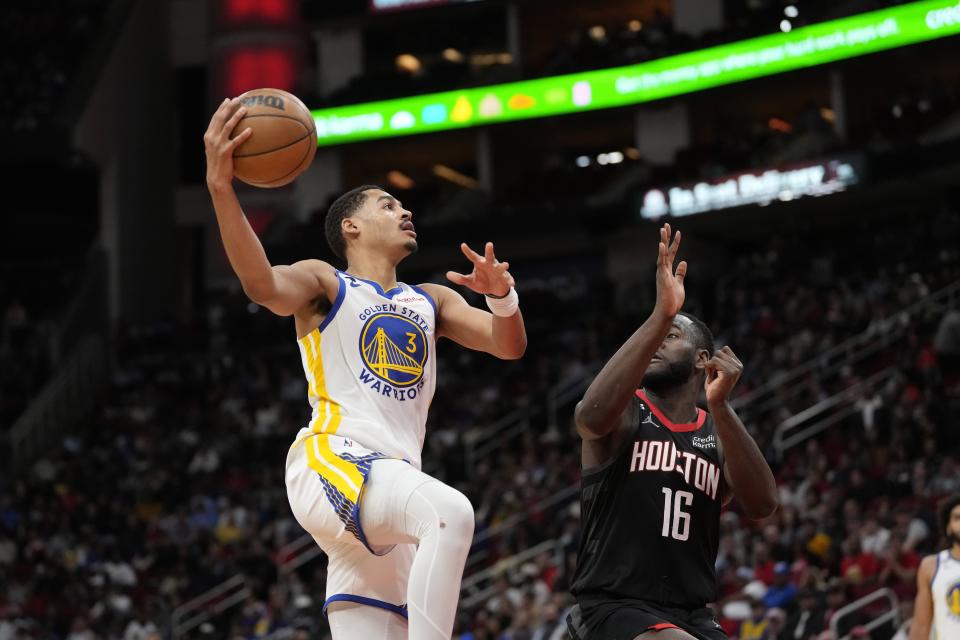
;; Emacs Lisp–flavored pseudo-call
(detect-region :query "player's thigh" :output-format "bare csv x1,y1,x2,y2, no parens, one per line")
360,457,474,547
358,457,427,546
632,629,699,640
286,435,387,548
327,601,408,640
325,539,415,608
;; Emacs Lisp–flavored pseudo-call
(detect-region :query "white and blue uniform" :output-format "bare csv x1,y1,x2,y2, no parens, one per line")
294,269,436,469
285,270,438,617
931,549,960,640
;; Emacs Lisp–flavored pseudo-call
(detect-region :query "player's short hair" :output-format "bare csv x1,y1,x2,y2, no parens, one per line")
679,311,715,356
325,184,383,259
938,494,960,536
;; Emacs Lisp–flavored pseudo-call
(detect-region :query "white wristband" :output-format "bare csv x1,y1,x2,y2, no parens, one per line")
485,287,519,317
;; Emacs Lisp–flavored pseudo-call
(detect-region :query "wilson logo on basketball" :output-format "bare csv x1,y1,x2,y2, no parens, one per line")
230,88,316,188
240,94,286,110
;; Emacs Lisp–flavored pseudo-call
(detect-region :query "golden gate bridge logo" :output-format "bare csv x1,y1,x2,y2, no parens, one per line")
360,313,427,387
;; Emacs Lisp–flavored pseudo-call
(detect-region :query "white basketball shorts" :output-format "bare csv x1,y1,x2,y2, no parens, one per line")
285,430,415,619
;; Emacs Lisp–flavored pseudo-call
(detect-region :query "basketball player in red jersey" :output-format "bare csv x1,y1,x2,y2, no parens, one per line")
568,224,778,640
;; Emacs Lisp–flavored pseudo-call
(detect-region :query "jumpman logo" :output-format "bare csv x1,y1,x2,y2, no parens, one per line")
642,413,659,428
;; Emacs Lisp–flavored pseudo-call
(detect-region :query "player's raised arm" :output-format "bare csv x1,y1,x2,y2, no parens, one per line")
204,98,336,316
420,241,526,360
704,347,779,519
574,224,686,440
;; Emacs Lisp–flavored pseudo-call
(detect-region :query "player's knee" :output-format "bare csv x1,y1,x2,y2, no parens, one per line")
436,485,475,542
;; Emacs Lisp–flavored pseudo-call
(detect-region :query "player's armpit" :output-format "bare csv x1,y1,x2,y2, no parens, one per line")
575,399,630,441
575,401,599,440
575,400,606,440
252,259,337,317
715,441,734,507
710,402,778,519
578,401,637,469
421,283,526,359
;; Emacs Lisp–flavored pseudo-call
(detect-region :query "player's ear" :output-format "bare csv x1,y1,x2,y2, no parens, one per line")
341,216,360,242
694,349,711,372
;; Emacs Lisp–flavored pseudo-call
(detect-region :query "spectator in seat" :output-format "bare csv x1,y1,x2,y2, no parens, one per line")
878,532,920,602
740,598,773,640
784,588,826,640
763,561,799,610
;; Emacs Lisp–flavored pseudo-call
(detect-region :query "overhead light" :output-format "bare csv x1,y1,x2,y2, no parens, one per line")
442,48,464,63
575,155,591,168
433,164,480,189
588,25,606,41
627,19,643,32
396,53,421,73
819,107,835,122
624,147,641,160
469,52,513,67
784,5,799,18
387,170,415,190
597,151,625,166
780,19,792,32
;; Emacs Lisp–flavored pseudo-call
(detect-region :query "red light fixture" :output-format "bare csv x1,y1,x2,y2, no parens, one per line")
225,47,297,96
222,0,295,24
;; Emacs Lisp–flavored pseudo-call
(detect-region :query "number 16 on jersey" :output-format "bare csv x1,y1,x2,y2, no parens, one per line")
661,488,693,541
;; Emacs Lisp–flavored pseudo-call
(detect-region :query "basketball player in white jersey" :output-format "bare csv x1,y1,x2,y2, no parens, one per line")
204,98,527,639
910,495,960,640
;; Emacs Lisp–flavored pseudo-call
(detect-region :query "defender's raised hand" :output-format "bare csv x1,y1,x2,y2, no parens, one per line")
704,346,744,406
204,97,253,187
446,242,514,297
655,223,687,318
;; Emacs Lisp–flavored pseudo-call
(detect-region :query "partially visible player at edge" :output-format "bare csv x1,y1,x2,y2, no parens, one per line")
909,495,960,640
567,224,778,640
204,98,527,640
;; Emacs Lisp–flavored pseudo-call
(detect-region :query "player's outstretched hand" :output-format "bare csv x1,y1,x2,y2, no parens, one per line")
655,223,686,318
204,97,253,188
446,242,515,297
705,346,743,406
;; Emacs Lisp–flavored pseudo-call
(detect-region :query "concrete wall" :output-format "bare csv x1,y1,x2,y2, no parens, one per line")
74,1,189,323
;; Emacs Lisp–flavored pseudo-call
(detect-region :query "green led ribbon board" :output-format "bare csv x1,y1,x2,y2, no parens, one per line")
312,0,960,146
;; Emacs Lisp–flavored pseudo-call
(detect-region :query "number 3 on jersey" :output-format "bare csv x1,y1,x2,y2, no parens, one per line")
661,487,693,541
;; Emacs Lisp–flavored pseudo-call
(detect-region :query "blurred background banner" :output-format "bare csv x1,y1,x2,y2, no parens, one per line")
309,0,960,146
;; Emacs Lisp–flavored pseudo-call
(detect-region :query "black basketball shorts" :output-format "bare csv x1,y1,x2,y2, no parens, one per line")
567,597,727,640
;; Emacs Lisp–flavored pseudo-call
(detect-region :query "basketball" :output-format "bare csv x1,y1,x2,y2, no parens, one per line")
230,88,317,188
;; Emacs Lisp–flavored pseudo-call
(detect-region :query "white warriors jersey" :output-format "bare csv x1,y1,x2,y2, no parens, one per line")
296,271,437,469
932,549,960,639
